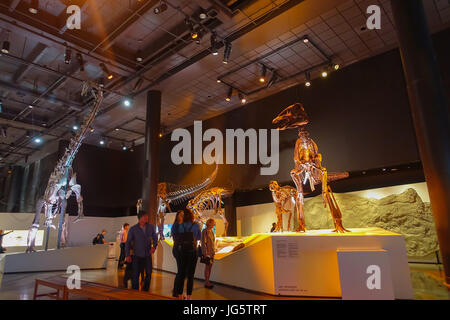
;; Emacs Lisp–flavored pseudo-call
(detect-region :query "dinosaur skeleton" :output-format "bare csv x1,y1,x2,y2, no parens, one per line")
186,187,233,236
26,82,104,252
273,103,350,233
269,181,297,232
137,165,218,239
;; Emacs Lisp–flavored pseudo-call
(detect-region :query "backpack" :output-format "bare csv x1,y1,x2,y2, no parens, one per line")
175,223,196,251
92,234,100,245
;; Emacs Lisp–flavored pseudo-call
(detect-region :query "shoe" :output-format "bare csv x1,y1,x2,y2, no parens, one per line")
204,284,214,289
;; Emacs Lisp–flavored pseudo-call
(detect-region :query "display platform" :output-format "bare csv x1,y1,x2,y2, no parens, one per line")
154,227,414,299
0,244,109,274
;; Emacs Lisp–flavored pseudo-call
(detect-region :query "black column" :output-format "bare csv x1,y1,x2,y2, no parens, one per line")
390,0,450,283
142,90,161,224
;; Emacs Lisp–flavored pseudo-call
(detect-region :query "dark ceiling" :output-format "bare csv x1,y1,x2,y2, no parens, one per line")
0,0,449,169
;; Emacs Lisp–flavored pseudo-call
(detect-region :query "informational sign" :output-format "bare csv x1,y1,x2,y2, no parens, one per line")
2,230,44,247
337,249,395,300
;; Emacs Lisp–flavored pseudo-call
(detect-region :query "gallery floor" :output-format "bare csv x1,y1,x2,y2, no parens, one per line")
0,259,448,300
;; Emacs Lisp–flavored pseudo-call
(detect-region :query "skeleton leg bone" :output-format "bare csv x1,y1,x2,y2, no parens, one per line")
291,169,306,232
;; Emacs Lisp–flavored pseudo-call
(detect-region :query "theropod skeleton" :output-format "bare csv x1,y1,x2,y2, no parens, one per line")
272,103,350,233
186,187,234,236
26,82,104,252
137,165,218,239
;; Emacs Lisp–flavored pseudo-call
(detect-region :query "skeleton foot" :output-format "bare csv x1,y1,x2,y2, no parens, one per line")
295,225,306,232
332,221,351,233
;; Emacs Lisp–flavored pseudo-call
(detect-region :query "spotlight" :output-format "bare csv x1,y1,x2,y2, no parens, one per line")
238,92,246,104
89,127,95,133
121,143,127,151
99,138,105,145
1,40,10,54
267,71,278,88
216,79,221,83
199,10,207,20
115,128,119,131
159,132,163,138
225,87,232,102
321,70,328,78
100,63,113,80
223,41,232,64
136,50,143,62
34,137,42,144
76,53,84,71
186,20,198,40
26,130,31,138
332,63,340,70
29,0,39,14
305,71,311,87
154,1,168,14
123,97,132,107
73,125,79,131
64,47,71,64
28,105,34,109
130,141,135,152
302,36,309,43
210,31,218,56
259,65,267,83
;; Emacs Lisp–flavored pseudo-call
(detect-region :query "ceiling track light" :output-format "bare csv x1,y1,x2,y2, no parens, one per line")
29,0,39,14
154,1,168,14
76,53,84,71
1,40,10,54
321,69,328,78
225,87,233,101
331,62,340,70
210,32,218,56
99,137,106,146
305,71,311,87
238,92,246,104
199,9,208,20
259,64,267,83
136,50,143,62
302,35,309,43
100,63,113,80
123,97,132,107
267,71,278,88
223,41,232,64
64,47,71,64
121,143,127,151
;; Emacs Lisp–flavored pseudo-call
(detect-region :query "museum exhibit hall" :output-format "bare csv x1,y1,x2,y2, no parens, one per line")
0,0,449,306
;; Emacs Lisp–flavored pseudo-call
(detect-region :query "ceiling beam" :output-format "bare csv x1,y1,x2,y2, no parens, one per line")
8,0,20,12
12,42,48,83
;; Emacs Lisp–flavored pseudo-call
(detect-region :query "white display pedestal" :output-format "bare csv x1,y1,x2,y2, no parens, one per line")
154,227,413,299
0,244,109,273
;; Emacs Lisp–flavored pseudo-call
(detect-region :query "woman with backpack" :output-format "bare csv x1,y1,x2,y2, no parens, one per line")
171,209,201,300
170,210,184,297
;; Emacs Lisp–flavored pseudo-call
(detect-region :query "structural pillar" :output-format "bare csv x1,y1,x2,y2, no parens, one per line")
142,90,161,224
390,0,450,283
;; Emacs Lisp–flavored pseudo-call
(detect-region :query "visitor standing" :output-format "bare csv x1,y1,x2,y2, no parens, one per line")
201,218,216,289
125,211,158,291
172,209,201,300
270,222,277,233
170,210,184,297
118,223,129,269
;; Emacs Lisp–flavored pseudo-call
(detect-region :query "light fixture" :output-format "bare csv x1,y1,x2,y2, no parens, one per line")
28,105,34,109
321,70,328,78
305,71,311,87
64,47,71,64
154,1,168,14
238,92,246,104
199,10,207,20
223,41,232,64
121,143,127,151
186,19,198,40
225,87,232,101
332,63,340,70
302,35,309,43
123,97,132,107
34,137,42,144
1,40,10,54
159,132,163,138
267,71,278,88
76,53,84,71
72,125,79,131
89,127,95,133
26,130,31,138
99,138,105,145
210,32,218,56
29,0,39,14
259,64,267,83
100,63,113,80
115,128,119,131
216,79,221,83
130,141,135,152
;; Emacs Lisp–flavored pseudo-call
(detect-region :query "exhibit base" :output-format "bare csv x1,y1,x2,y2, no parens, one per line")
0,245,109,273
154,227,414,299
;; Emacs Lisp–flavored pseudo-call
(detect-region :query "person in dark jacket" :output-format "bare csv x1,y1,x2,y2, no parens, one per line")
171,209,201,300
125,211,158,291
170,210,184,297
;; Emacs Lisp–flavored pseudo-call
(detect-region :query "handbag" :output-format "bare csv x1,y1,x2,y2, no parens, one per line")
200,256,212,264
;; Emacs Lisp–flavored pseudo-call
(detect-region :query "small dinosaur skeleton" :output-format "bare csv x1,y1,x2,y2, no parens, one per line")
269,181,297,232
26,82,103,252
137,165,218,239
186,187,234,236
272,103,350,233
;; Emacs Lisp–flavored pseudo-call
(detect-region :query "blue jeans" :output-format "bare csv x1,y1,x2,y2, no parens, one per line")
174,248,198,296
131,255,152,291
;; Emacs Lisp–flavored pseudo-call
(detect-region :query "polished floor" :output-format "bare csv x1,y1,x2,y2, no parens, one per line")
0,259,449,300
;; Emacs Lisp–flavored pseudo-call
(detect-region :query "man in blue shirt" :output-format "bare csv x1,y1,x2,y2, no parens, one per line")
125,211,158,291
